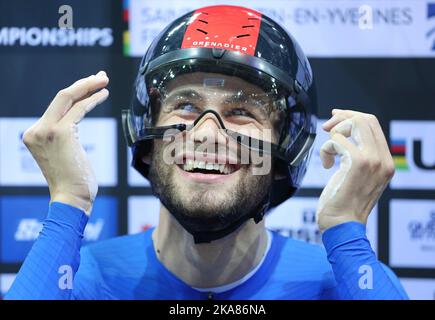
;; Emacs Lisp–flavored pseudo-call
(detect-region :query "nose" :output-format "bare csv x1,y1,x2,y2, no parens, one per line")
188,110,228,146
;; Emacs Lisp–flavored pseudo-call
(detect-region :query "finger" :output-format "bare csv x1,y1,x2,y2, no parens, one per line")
320,139,343,169
60,88,109,125
330,109,391,160
331,108,354,116
330,118,353,137
43,71,109,123
324,108,361,131
330,116,377,154
320,132,359,169
332,108,344,115
322,112,347,132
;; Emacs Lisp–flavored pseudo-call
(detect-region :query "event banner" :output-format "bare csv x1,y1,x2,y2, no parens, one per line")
125,0,435,57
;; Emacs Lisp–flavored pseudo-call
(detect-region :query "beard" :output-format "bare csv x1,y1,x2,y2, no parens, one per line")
147,141,273,242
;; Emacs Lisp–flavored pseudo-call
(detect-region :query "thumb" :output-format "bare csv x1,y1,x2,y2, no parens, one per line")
320,133,357,169
320,139,344,169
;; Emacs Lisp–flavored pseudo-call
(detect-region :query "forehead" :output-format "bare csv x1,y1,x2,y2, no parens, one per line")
163,72,266,96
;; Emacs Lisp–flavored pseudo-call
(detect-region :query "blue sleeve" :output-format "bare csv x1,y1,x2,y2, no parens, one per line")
321,222,409,300
5,202,97,300
72,246,116,300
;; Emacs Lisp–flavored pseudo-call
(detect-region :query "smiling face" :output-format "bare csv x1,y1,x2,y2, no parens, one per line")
147,72,282,234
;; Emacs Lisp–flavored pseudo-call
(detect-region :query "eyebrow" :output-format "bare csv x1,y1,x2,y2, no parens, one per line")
164,89,204,104
223,90,250,104
163,88,271,116
224,91,270,115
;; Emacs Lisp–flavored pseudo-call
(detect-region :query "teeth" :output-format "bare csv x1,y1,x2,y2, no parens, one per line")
182,159,194,172
181,159,237,174
219,164,225,173
197,161,206,169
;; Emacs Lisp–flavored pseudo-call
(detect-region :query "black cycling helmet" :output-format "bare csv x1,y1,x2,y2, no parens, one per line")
123,4,317,217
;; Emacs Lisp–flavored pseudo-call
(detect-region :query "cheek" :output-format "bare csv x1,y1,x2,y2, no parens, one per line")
153,138,180,166
156,115,186,127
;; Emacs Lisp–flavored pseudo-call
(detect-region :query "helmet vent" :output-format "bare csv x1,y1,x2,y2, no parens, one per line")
196,28,208,35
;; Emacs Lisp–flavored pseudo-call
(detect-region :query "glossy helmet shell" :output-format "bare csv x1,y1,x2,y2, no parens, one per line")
124,5,318,209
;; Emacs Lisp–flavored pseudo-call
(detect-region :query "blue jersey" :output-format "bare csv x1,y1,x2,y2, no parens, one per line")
5,202,408,300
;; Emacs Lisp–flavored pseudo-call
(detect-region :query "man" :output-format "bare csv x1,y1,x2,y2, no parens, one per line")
6,5,408,299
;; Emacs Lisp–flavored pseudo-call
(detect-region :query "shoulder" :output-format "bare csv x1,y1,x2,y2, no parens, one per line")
269,230,334,279
73,229,155,299
80,229,154,265
251,230,336,299
271,230,328,260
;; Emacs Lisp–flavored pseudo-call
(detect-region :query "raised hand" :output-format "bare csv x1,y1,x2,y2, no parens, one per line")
22,71,109,215
317,109,395,232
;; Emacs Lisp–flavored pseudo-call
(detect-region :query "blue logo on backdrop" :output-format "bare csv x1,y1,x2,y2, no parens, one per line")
408,212,435,240
427,3,435,50
0,196,118,263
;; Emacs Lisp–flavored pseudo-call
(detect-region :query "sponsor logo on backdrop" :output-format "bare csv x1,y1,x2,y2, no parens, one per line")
390,199,435,268
266,197,378,253
126,196,378,250
390,121,435,189
0,118,117,186
14,218,105,242
0,196,118,263
14,219,43,241
392,136,435,171
400,278,435,300
125,0,433,57
0,27,113,47
128,196,160,234
391,139,409,171
408,212,435,241
268,203,321,243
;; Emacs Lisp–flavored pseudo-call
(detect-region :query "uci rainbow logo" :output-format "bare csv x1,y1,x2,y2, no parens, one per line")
123,0,130,55
390,139,409,171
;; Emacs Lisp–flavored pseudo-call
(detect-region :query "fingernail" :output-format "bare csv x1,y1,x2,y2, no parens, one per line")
96,70,107,77
322,115,336,128
323,117,333,124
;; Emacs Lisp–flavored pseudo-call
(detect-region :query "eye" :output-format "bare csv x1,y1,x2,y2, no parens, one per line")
226,108,257,120
174,103,201,114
